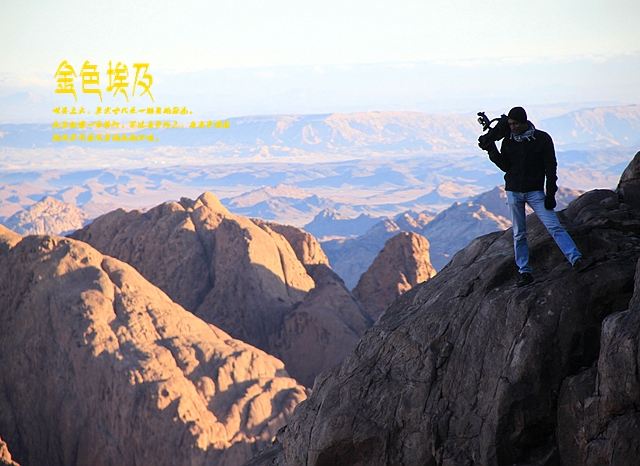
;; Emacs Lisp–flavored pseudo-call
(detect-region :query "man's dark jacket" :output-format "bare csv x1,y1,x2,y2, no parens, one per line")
488,128,558,195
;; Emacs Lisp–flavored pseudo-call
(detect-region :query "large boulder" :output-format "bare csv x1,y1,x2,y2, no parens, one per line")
262,157,640,465
0,234,306,466
617,150,640,209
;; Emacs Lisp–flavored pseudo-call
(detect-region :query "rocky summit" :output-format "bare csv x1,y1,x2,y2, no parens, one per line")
251,152,640,466
353,231,437,321
0,231,306,466
71,193,372,387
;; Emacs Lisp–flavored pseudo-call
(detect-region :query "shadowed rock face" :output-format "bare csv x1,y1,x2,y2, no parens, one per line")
353,232,437,321
269,263,372,387
617,151,640,209
557,257,640,465
72,194,371,387
252,220,330,267
0,234,306,466
256,153,640,466
252,220,371,387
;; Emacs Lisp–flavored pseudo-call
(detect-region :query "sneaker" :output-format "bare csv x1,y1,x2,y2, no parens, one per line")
517,272,534,287
572,257,595,273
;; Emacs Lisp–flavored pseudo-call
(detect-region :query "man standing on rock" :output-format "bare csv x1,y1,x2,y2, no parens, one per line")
479,106,586,287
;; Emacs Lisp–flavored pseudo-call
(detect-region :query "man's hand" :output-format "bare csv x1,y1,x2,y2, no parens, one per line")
478,134,494,151
544,194,557,210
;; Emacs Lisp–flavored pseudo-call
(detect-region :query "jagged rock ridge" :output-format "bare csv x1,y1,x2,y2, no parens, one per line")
71,193,371,387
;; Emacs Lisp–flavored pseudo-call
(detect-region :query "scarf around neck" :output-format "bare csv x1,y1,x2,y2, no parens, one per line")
510,122,536,142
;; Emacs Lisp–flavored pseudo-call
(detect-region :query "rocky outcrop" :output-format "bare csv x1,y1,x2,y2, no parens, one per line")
353,232,436,321
253,220,330,266
557,278,640,465
0,437,19,466
617,150,640,209
322,219,402,289
2,196,87,235
72,193,370,387
554,151,640,465
72,192,315,347
0,233,306,466
0,225,20,254
258,154,640,466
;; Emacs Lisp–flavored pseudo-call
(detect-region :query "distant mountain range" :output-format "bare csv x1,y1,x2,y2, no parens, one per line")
2,105,639,153
0,107,634,239
304,209,382,240
222,185,366,227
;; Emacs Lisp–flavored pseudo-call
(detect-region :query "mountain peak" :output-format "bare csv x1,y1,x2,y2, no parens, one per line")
195,191,229,214
353,231,436,321
1,197,87,235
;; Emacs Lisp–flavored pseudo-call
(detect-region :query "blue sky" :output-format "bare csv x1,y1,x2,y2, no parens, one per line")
1,0,639,121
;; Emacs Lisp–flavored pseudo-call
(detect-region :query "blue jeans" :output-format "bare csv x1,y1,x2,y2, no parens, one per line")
506,190,581,274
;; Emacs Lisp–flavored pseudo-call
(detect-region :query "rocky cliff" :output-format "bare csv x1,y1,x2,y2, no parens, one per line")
0,437,19,466
252,220,372,387
0,231,306,466
254,152,640,466
353,232,437,321
252,220,330,267
71,193,371,387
